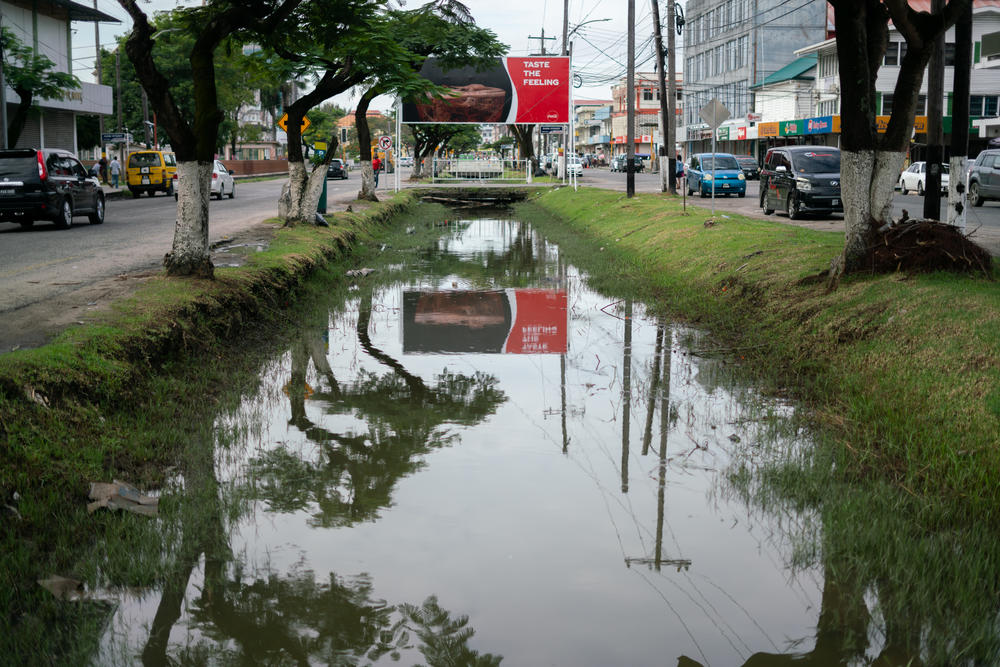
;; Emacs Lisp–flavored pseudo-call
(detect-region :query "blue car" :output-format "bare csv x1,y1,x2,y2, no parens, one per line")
685,152,747,198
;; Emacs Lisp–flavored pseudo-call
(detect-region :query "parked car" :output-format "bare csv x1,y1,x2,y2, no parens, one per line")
685,153,747,198
0,148,105,228
898,161,949,195
125,150,176,197
733,154,760,180
566,156,584,176
967,149,1000,206
326,158,348,179
172,160,236,201
760,146,842,219
609,155,643,172
399,156,413,168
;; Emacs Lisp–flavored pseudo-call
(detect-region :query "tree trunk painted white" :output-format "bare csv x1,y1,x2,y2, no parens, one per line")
947,155,969,231
831,149,905,280
164,160,213,277
359,162,377,201
279,160,329,224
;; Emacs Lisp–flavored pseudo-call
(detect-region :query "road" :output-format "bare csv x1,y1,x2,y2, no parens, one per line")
2,168,998,353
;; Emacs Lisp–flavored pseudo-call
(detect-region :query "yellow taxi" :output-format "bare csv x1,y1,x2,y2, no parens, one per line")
125,150,177,197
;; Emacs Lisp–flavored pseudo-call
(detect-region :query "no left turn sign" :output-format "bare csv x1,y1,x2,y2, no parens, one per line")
378,135,392,150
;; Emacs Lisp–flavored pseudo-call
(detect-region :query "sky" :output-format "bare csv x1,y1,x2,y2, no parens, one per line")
71,0,674,109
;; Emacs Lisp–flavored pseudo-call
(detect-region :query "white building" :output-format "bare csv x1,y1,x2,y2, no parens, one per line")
2,0,118,152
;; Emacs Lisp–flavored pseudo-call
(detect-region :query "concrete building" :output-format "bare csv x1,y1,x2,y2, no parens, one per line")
609,73,684,163
681,0,830,154
1,0,117,152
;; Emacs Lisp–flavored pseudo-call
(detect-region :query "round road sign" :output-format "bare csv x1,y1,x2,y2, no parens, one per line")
378,135,392,150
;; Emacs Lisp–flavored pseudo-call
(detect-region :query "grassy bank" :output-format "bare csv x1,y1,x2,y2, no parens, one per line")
529,186,1000,520
0,192,417,660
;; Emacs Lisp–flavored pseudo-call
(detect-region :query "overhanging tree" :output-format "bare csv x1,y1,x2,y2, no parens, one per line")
828,0,973,283
117,0,303,277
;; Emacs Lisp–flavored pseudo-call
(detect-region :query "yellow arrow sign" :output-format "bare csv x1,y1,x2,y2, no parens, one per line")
277,112,311,133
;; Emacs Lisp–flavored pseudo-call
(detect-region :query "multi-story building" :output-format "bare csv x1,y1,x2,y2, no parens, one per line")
794,0,1000,158
682,0,829,154
573,99,613,161
1,0,117,154
609,73,684,163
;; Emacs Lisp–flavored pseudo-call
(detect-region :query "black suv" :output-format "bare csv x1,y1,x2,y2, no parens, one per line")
0,148,105,229
326,158,348,179
733,154,760,180
968,149,1000,207
760,145,842,219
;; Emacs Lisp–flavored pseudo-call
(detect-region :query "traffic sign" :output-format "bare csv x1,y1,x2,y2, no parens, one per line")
277,112,311,133
101,132,132,143
378,135,392,150
699,99,730,130
540,125,564,134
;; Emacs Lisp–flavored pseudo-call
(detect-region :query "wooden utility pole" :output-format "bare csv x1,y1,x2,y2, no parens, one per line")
621,301,633,493
652,0,670,192
666,0,678,193
923,0,945,219
627,0,636,197
948,1,972,230
94,0,103,140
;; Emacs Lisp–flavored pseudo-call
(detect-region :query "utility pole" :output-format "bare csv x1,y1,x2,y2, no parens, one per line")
923,0,945,220
562,0,569,56
621,301,633,494
948,1,972,231
627,0,636,198
94,0,103,141
666,0,678,193
0,14,8,150
652,0,669,192
115,48,123,132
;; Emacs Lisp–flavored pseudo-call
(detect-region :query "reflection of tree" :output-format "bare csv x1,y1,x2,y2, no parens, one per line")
252,288,505,528
396,596,503,667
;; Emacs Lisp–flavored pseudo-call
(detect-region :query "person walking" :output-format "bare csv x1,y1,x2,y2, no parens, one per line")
109,156,122,188
372,155,381,188
98,155,109,184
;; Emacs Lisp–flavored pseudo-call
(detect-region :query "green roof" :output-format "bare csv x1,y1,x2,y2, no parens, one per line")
750,55,816,89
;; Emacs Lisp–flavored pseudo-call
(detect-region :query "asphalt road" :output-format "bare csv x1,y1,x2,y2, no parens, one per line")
2,168,997,353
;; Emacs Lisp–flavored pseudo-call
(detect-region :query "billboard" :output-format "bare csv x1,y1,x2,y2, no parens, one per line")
402,289,567,354
402,57,570,125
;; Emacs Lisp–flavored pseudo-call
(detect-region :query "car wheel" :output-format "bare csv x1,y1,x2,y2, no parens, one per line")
970,182,984,207
174,191,178,201
899,180,908,195
738,191,746,198
215,186,223,200
761,191,774,215
148,189,157,197
917,181,924,196
787,192,803,220
228,183,236,199
700,187,709,198
55,199,73,229
88,196,105,224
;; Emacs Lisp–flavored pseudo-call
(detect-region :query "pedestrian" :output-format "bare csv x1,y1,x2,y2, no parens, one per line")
98,155,108,184
109,156,122,188
372,155,381,187
675,154,684,180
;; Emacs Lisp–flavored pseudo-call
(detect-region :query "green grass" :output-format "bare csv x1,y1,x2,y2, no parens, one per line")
527,186,1000,518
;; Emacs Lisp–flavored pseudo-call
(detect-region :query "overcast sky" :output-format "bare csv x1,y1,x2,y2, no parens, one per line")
73,0,670,108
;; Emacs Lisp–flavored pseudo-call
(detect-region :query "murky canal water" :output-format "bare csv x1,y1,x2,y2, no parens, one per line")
93,210,995,665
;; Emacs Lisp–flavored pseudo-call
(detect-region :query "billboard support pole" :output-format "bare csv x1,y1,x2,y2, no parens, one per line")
395,98,401,193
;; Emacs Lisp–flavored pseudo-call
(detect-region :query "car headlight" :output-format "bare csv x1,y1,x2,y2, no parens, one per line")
737,173,746,181
703,173,713,181
795,178,812,191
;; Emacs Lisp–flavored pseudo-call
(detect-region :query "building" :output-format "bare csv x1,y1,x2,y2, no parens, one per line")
573,99,613,162
682,0,830,155
608,73,684,163
1,0,118,152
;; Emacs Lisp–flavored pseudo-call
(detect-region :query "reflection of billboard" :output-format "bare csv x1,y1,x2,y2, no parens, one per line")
402,57,570,125
403,289,567,354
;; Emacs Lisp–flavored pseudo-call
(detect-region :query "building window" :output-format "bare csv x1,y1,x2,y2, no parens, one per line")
882,94,893,115
986,96,999,117
945,42,956,67
884,42,900,66
643,88,654,101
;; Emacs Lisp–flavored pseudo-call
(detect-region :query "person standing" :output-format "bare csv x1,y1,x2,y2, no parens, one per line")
372,155,381,187
98,155,109,184
109,156,122,188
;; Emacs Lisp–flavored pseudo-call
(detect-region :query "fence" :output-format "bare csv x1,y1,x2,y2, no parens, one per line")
431,158,531,184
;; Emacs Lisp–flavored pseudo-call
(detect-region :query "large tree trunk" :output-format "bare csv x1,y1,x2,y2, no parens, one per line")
278,160,326,224
826,0,967,284
165,161,213,278
355,89,379,202
7,86,33,149
509,124,537,174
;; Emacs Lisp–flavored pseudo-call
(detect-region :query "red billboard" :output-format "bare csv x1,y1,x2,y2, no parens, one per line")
402,289,567,354
402,57,570,125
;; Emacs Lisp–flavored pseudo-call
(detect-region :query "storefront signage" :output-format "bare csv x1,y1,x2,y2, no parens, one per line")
717,126,729,140
804,116,833,134
736,126,747,140
779,120,802,136
758,122,779,137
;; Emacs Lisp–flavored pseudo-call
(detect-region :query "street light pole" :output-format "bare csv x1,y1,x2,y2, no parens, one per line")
627,0,635,198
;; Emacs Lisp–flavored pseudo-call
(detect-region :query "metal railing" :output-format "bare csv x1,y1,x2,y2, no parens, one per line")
431,158,531,183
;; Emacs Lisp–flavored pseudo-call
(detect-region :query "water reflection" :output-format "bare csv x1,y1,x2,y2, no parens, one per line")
95,211,1000,666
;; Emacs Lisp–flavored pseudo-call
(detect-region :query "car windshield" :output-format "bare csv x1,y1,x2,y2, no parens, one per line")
702,156,740,170
129,153,161,168
793,151,840,173
737,157,756,166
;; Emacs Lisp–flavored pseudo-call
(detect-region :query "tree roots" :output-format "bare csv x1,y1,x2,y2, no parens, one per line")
866,217,993,277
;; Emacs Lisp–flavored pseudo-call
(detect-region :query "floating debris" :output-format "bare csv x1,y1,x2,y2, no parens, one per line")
87,481,159,517
346,268,376,277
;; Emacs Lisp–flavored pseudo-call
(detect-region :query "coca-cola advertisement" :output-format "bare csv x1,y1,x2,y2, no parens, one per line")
402,57,570,125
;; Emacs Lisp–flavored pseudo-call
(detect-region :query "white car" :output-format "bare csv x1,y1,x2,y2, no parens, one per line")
172,160,236,201
566,156,583,176
898,161,949,195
